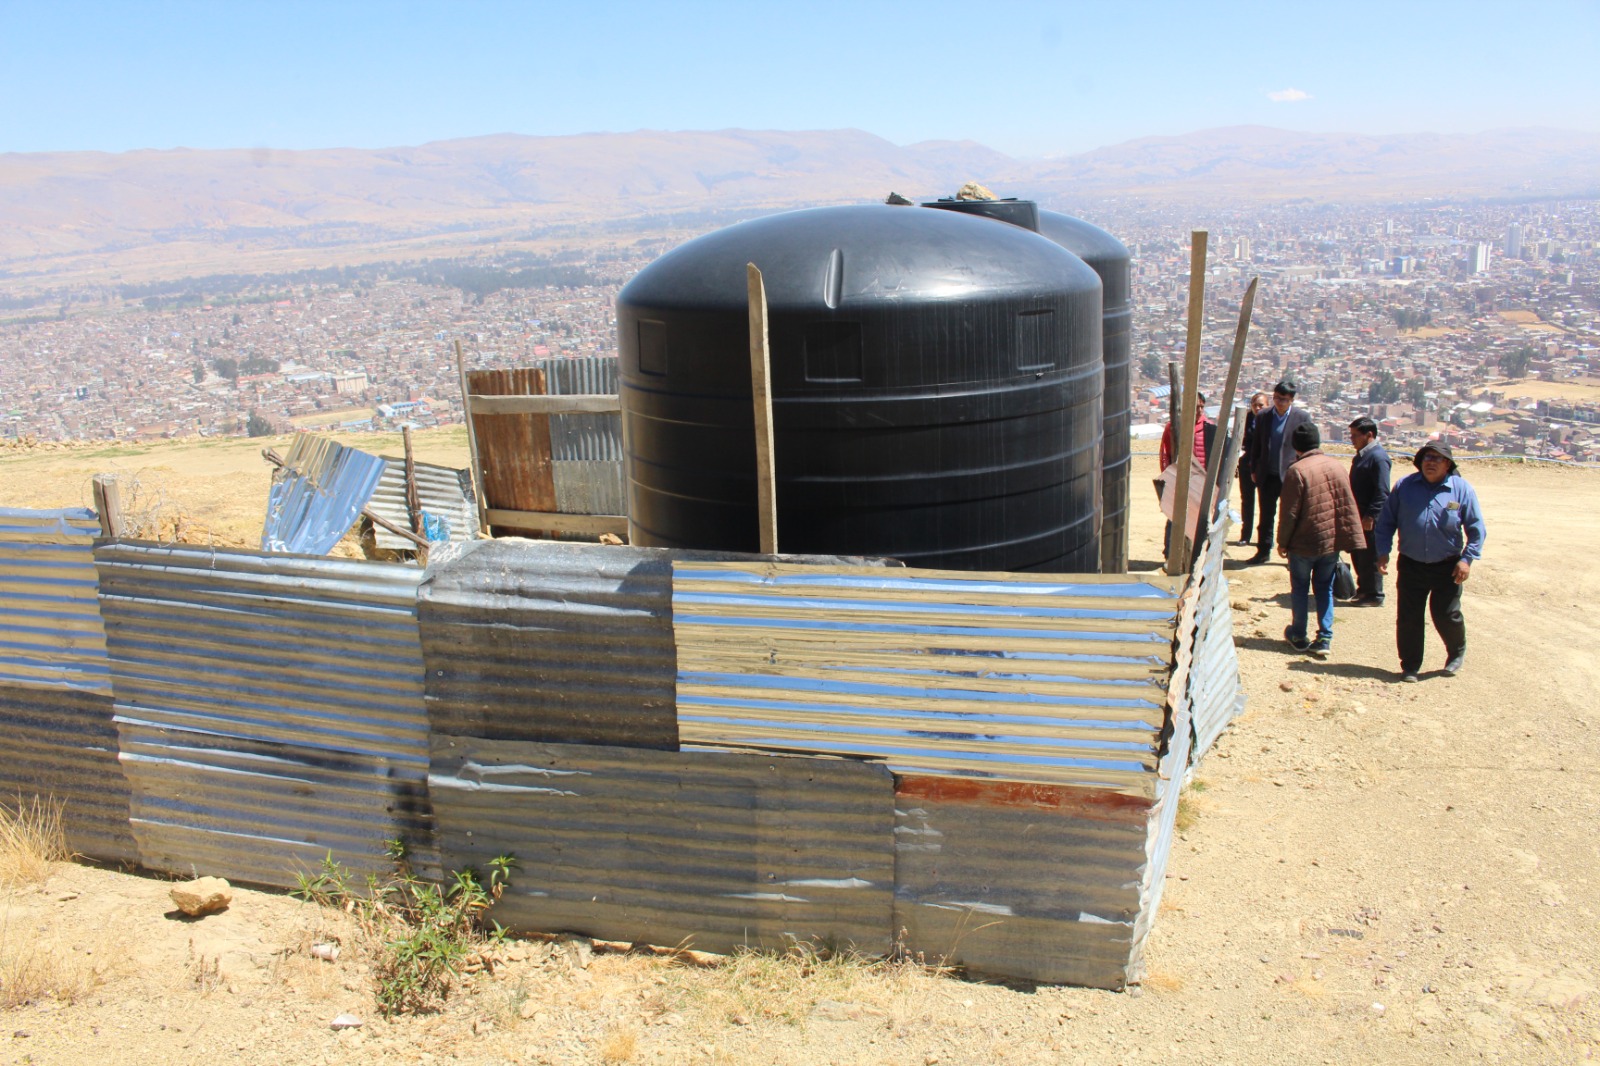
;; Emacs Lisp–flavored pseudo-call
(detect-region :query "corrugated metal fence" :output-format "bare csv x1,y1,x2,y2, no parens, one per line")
96,543,436,885
0,500,1243,989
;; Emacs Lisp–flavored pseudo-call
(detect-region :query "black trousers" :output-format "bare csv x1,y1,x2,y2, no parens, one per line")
1238,462,1255,539
1396,554,1466,673
1255,474,1282,550
1351,531,1384,601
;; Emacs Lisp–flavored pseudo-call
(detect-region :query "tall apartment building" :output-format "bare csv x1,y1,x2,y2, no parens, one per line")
1466,242,1491,274
1505,223,1523,259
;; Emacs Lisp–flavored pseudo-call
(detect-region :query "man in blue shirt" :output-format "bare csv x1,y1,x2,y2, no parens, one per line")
1372,442,1487,683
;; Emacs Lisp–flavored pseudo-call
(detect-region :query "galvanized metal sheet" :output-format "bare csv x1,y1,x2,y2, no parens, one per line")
431,734,895,954
552,459,626,516
0,508,111,692
369,458,478,550
673,562,1182,793
892,774,1148,989
1187,499,1248,764
418,539,678,749
0,682,138,864
94,542,435,887
1129,589,1199,980
262,434,387,555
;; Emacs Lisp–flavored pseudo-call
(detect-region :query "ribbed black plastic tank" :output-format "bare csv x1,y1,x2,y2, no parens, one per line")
616,204,1104,573
923,199,1132,573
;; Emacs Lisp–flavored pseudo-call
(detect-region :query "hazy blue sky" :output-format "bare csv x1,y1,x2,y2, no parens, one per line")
4,0,1597,157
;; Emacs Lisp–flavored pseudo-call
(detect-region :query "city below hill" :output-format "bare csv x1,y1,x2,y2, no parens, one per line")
4,125,1600,289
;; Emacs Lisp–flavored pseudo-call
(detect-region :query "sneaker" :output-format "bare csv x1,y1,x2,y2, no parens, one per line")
1399,671,1420,684
1308,637,1331,660
1442,653,1465,677
1283,625,1310,652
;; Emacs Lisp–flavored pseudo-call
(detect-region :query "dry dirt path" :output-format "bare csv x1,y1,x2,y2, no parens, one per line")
0,444,1596,1065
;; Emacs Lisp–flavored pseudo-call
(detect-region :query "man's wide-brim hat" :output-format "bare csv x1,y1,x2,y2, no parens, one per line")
1412,441,1457,472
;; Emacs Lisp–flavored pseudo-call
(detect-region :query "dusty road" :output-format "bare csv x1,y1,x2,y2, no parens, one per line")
0,441,1596,1065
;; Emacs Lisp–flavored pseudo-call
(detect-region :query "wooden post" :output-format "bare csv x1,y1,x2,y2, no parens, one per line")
747,264,778,555
1167,230,1208,577
91,474,123,538
402,425,422,535
1195,277,1259,549
455,340,488,535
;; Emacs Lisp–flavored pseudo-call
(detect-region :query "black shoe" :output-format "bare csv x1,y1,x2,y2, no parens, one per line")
1442,653,1464,677
1247,551,1271,565
1399,671,1420,684
1350,595,1384,607
1234,537,1253,547
1284,625,1310,652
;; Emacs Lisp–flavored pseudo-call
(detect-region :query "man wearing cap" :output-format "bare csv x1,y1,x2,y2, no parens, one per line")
1347,417,1392,605
1276,422,1366,658
1372,442,1487,683
1247,380,1313,564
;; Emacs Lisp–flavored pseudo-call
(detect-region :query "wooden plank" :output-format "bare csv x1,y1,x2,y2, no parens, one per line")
1195,278,1259,548
484,508,628,537
468,367,557,537
747,264,778,555
465,394,621,416
455,340,488,535
91,474,123,537
1167,231,1207,578
402,425,421,535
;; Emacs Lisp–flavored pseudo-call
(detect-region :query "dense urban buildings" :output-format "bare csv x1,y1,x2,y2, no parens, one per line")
3,199,1598,461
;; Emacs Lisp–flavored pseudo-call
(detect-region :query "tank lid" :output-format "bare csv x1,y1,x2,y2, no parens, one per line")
922,197,1040,233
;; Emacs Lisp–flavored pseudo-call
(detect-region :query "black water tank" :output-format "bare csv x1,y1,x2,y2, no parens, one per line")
617,204,1104,572
923,199,1132,573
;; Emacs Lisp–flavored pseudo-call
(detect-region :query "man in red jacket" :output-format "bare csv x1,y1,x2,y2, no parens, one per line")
1277,422,1366,659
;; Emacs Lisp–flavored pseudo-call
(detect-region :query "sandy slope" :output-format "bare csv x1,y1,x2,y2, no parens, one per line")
1,441,1596,1065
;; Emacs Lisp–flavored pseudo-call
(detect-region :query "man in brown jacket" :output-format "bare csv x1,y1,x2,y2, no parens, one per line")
1276,422,1366,659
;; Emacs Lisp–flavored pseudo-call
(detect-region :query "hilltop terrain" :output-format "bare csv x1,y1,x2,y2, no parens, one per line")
4,125,1600,290
1,439,1596,1064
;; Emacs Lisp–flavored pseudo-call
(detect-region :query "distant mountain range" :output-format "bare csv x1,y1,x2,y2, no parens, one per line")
3,126,1598,289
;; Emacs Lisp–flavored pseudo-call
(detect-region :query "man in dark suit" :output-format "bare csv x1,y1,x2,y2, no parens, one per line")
1247,379,1312,564
1347,417,1392,605
1235,392,1268,545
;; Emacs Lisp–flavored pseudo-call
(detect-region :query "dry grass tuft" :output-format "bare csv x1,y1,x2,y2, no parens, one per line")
598,1026,640,1062
0,794,71,888
0,911,108,1007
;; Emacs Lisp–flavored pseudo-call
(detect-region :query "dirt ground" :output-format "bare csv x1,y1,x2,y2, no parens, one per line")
1,437,1597,1065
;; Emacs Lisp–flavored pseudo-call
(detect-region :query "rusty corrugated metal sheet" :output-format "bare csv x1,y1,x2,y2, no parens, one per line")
0,683,138,864
0,508,110,691
468,368,557,530
262,435,386,555
430,734,895,953
673,562,1181,792
94,542,435,887
369,458,478,550
892,774,1149,988
418,539,678,749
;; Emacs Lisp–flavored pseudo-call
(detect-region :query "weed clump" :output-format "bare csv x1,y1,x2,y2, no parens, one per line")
0,794,70,888
292,839,515,1016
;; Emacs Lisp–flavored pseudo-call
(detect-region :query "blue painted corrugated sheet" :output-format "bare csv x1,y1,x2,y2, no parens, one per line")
418,540,678,748
0,508,110,691
431,734,895,954
95,543,434,887
0,682,138,864
262,435,387,555
673,562,1181,792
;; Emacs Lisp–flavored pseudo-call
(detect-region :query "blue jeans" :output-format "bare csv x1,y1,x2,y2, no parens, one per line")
1287,552,1338,643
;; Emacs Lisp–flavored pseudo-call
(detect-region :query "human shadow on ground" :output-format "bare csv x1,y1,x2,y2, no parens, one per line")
1284,660,1402,682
